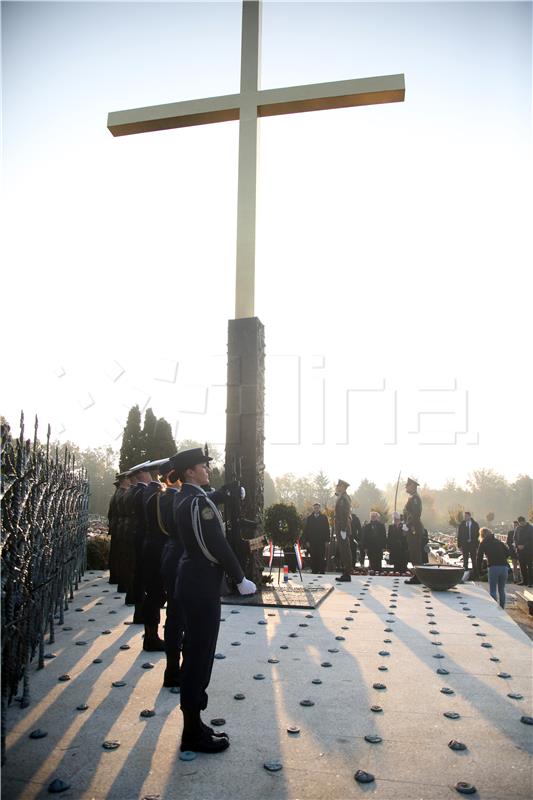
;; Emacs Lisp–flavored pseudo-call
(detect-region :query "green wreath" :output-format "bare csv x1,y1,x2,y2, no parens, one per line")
264,503,301,548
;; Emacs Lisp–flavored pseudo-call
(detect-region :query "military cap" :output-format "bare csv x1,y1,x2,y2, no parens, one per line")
406,477,420,487
167,447,212,474
126,460,152,477
145,458,172,472
116,471,130,480
336,478,350,489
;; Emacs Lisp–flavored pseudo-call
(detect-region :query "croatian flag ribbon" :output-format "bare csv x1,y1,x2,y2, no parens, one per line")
294,539,303,571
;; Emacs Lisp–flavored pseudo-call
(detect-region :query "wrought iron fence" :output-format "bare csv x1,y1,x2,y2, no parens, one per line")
1,413,89,763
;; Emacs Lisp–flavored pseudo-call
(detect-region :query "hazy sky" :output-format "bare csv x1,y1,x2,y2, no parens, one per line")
2,0,532,488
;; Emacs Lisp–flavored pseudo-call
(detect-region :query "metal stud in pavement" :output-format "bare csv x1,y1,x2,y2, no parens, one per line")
448,739,467,751
29,729,48,739
455,782,477,795
354,770,375,784
48,779,71,793
264,761,282,771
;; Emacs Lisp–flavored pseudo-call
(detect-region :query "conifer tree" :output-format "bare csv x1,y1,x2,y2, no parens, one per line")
118,405,143,472
141,408,158,460
148,417,177,460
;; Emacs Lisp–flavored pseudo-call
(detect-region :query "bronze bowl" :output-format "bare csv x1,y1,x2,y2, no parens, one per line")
414,565,465,591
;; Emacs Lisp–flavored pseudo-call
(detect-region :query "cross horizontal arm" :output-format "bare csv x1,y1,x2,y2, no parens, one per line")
107,93,242,137
107,74,404,137
257,74,405,118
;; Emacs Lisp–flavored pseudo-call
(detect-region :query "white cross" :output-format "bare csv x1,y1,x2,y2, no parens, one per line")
108,1,405,319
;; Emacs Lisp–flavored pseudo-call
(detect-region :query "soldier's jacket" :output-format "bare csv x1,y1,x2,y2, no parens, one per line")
107,489,120,537
334,492,352,537
403,493,424,535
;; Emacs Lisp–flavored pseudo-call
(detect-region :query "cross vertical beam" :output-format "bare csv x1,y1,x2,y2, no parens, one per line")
236,0,261,319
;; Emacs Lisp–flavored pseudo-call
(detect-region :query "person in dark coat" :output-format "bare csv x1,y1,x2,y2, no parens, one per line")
172,448,256,754
404,477,425,584
506,520,521,582
457,512,480,578
362,512,387,571
303,503,330,573
387,511,408,572
515,515,533,587
476,527,511,607
350,512,362,567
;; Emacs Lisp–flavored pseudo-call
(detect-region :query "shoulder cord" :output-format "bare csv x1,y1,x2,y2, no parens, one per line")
156,494,170,536
191,494,226,564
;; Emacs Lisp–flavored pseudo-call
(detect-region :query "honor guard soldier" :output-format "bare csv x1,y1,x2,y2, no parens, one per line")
169,448,256,754
156,461,185,687
403,477,425,584
335,479,353,582
141,458,172,651
107,471,129,584
114,472,131,593
123,461,161,621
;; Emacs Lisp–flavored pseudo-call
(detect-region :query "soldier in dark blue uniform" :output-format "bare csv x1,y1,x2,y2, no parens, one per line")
156,461,184,687
169,448,256,754
123,461,163,624
140,458,172,651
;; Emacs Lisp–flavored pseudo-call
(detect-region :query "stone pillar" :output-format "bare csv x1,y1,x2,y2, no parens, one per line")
225,316,265,533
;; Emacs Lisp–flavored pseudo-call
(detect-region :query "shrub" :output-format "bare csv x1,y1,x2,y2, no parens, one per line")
86,534,110,570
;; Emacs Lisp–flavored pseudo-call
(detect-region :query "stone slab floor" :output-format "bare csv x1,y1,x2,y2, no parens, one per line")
2,571,532,800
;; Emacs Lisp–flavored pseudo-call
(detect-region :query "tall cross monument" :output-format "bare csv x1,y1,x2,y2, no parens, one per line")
108,0,405,544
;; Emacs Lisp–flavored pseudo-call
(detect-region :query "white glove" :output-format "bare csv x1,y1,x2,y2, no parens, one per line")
237,577,256,595
240,486,246,501
402,524,409,532
340,531,347,540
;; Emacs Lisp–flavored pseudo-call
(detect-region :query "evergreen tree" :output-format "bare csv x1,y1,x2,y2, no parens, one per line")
148,417,177,460
118,405,143,472
352,479,389,523
141,408,158,460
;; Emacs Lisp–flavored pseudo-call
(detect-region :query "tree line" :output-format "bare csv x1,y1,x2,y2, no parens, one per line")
14,404,529,527
272,469,533,531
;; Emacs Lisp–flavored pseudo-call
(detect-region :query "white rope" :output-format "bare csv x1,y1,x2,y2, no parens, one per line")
191,495,225,564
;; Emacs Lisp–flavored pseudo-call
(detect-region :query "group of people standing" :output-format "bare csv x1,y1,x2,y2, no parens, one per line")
303,477,428,583
108,447,256,755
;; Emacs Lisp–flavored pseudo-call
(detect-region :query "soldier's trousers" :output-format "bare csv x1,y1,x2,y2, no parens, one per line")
338,536,353,574
177,560,223,712
142,539,166,626
407,532,422,566
160,540,184,657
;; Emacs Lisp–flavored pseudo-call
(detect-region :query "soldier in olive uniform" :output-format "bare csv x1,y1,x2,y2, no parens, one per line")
403,477,424,584
334,479,353,582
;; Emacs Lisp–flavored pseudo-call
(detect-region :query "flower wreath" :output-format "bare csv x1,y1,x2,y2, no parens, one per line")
264,503,301,549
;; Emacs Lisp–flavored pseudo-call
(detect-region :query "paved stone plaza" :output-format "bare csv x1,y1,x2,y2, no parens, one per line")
3,572,532,800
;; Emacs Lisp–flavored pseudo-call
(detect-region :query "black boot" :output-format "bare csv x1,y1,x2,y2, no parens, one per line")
163,653,180,687
181,709,229,753
404,575,421,584
143,624,165,652
336,573,351,582
132,603,145,624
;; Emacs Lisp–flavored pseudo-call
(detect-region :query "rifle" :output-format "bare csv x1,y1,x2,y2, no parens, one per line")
223,455,264,587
